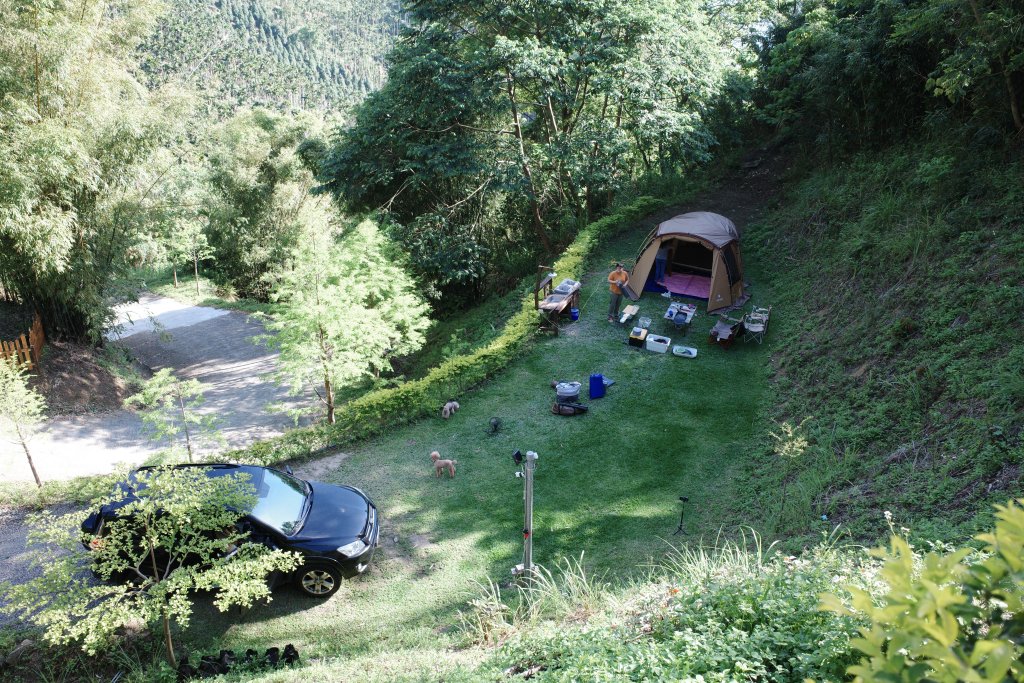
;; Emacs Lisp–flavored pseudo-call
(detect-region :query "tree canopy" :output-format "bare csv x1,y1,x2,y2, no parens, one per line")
318,0,742,297
256,218,431,423
755,0,1024,149
0,0,186,340
140,0,402,116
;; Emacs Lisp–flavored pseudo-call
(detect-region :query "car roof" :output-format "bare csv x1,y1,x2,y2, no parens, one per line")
134,463,269,478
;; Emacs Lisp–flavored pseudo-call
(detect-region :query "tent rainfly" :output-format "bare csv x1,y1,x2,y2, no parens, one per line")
630,212,744,313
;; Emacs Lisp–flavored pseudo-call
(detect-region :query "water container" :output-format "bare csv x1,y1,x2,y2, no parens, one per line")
570,307,580,321
589,373,606,399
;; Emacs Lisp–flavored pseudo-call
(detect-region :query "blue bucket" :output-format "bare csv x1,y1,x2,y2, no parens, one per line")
570,307,580,321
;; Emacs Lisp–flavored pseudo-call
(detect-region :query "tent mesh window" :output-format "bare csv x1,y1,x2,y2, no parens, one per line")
722,245,741,285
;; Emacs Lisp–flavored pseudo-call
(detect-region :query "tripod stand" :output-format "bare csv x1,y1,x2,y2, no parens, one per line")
673,496,689,535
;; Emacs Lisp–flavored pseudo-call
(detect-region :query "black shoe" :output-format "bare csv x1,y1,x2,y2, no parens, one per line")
177,658,197,682
219,649,236,669
197,656,219,678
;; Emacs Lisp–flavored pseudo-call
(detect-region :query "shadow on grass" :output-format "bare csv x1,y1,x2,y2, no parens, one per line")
331,291,767,569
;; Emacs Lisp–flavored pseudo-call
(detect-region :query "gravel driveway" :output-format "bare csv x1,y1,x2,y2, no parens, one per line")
112,297,311,452
0,293,311,482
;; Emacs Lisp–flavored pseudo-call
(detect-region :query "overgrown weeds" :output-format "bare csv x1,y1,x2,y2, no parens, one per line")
459,554,609,645
461,533,872,682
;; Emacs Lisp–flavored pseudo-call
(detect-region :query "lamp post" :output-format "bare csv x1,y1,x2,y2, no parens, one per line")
512,450,539,580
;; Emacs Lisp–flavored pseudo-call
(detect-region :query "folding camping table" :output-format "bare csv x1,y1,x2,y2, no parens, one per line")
664,302,696,335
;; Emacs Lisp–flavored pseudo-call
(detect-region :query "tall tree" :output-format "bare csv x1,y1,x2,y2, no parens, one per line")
757,0,1024,147
319,0,739,295
894,0,1024,133
205,109,331,300
256,218,431,424
168,220,214,297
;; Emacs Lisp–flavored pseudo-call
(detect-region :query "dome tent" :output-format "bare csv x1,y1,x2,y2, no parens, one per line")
630,212,744,313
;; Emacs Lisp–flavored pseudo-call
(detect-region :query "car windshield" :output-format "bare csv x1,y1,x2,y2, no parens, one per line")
249,469,310,536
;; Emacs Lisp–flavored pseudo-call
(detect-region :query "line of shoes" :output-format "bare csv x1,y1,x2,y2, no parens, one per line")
177,644,299,680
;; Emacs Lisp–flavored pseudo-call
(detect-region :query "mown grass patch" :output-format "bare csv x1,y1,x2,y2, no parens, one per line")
163,213,776,681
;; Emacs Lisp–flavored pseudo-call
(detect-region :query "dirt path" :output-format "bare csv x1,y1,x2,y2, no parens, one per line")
0,293,310,482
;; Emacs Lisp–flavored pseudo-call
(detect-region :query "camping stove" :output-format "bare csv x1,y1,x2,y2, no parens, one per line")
554,381,581,403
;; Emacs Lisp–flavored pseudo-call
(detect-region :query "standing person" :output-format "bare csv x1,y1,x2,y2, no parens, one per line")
655,244,669,284
607,263,629,322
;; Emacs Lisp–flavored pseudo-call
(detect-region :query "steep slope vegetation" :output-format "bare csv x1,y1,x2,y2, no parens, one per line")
734,139,1024,546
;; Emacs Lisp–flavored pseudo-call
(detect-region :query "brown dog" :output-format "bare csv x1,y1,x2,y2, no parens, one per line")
430,450,457,478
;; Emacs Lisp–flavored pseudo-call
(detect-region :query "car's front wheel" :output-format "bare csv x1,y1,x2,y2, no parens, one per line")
296,564,342,598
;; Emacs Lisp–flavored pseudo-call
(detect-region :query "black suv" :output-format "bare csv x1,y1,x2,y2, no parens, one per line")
81,464,379,598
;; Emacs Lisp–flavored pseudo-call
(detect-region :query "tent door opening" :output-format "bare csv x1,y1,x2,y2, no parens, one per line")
668,239,713,277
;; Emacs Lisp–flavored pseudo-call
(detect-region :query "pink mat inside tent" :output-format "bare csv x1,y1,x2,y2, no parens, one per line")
661,273,711,299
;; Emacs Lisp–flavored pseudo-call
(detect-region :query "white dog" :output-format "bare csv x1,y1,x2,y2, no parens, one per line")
441,400,460,419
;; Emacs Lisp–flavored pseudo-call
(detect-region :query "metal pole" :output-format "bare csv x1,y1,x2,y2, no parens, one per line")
673,496,688,536
523,451,538,575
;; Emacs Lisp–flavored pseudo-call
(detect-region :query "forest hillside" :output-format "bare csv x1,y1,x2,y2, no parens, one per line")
141,0,402,114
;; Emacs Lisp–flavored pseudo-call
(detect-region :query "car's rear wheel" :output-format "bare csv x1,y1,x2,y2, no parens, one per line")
296,565,341,598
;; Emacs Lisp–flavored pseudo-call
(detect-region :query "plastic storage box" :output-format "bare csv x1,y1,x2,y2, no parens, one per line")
645,334,671,353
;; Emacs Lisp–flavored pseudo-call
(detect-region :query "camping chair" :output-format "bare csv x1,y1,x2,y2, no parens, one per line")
742,306,771,344
708,314,744,349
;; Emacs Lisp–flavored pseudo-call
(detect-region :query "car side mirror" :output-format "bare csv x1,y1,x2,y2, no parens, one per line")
284,465,294,475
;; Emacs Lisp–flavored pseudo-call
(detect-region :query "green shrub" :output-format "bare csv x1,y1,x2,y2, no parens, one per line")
477,537,867,682
822,499,1024,682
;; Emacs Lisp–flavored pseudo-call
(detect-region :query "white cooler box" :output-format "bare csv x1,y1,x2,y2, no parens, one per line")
645,334,671,353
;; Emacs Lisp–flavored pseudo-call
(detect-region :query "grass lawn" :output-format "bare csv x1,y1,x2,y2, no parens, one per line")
179,230,776,681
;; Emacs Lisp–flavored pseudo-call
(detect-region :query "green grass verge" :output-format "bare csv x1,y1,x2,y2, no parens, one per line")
133,264,279,316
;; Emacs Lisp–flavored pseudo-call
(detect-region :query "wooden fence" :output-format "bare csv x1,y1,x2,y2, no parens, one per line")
0,314,45,370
